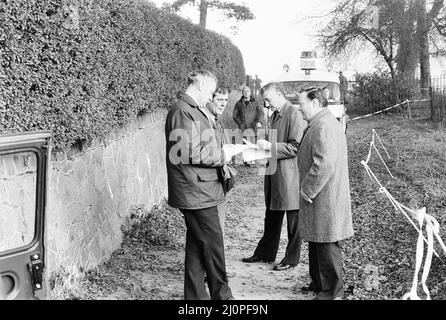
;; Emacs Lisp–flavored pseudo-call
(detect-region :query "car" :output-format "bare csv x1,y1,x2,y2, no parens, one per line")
0,131,51,300
275,53,348,133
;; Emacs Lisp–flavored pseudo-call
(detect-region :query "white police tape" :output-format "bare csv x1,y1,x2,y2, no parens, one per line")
349,99,431,122
360,129,446,300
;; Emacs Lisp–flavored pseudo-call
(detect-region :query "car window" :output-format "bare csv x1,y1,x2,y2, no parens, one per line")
279,81,341,103
0,151,37,252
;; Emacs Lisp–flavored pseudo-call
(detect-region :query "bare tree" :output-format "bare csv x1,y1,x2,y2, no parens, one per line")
318,0,403,78
163,0,254,29
317,0,444,80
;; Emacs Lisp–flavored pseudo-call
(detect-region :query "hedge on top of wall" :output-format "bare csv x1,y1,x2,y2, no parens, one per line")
0,0,246,151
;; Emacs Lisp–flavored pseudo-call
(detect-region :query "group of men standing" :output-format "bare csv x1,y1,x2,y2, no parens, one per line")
164,69,353,301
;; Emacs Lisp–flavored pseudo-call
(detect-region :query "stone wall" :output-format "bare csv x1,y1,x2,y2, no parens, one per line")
45,109,168,275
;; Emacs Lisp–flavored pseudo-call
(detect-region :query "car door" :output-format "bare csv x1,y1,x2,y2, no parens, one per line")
0,131,52,300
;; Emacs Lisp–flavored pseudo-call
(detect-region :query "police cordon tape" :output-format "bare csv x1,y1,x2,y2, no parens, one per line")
360,129,446,300
348,99,431,122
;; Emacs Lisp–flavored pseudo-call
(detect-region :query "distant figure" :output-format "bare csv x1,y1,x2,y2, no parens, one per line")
254,75,262,96
232,86,264,166
246,75,255,96
339,71,348,105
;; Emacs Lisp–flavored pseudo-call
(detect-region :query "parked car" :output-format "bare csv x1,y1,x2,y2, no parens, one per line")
0,131,51,300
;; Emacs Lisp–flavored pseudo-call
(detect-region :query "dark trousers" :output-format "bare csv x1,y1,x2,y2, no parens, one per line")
181,206,232,300
308,241,344,300
253,209,302,264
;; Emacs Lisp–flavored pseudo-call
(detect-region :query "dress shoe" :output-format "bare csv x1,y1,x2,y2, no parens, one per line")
241,256,273,263
273,262,296,271
299,283,320,293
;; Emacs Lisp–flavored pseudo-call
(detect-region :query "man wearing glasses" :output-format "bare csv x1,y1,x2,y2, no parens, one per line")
297,87,353,300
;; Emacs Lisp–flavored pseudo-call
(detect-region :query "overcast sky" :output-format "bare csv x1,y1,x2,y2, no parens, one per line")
150,0,383,82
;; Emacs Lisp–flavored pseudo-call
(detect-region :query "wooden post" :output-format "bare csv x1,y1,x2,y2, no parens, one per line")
429,86,435,122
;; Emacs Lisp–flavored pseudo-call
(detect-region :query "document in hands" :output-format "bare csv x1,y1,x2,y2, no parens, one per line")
223,139,272,162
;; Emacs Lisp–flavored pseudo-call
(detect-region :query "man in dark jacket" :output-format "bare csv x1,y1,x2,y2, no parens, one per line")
204,87,229,149
165,70,234,300
242,82,306,271
203,87,230,232
232,86,264,165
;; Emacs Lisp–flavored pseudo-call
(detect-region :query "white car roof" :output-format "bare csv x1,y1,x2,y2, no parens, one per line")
275,70,340,84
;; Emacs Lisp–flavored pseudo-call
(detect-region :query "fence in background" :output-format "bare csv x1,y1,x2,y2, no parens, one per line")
346,75,446,124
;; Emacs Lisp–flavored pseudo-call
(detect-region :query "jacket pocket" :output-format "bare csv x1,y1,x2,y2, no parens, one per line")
197,171,219,182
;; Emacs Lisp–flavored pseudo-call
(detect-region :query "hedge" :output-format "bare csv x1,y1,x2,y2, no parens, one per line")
350,71,420,113
0,0,246,151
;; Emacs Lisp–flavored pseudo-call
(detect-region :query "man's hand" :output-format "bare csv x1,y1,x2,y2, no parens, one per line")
257,139,272,150
300,190,313,204
256,122,262,128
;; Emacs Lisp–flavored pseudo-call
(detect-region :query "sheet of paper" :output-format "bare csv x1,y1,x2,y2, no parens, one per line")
242,148,272,162
242,138,260,149
223,144,250,156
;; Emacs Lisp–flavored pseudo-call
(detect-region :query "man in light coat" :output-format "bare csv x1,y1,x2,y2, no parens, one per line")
165,70,235,300
242,82,306,271
297,87,354,300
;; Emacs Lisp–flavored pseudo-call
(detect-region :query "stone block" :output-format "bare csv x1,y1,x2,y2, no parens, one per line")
72,160,87,182
4,156,16,177
92,149,103,167
58,174,80,205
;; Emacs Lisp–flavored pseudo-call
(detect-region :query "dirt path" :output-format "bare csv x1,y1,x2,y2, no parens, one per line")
77,163,311,300
220,168,310,300
72,115,446,301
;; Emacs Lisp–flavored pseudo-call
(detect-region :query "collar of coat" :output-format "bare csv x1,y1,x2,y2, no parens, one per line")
178,92,199,108
274,100,292,119
308,108,332,127
239,96,256,104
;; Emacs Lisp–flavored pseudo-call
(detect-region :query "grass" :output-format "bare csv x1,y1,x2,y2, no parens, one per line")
343,114,446,300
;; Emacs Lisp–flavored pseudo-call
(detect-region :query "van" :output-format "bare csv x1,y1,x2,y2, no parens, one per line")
0,131,51,300
275,52,348,132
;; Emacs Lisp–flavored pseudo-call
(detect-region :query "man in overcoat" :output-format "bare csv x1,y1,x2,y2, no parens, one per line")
297,87,354,300
165,70,234,300
242,82,306,271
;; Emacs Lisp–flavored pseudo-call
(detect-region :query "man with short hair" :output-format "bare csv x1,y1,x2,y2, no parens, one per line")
204,87,229,148
203,87,230,231
242,82,305,271
233,86,264,165
297,87,354,300
165,70,234,300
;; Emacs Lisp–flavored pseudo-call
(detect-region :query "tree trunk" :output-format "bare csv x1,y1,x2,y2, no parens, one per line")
417,0,434,119
396,1,418,78
199,0,208,28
